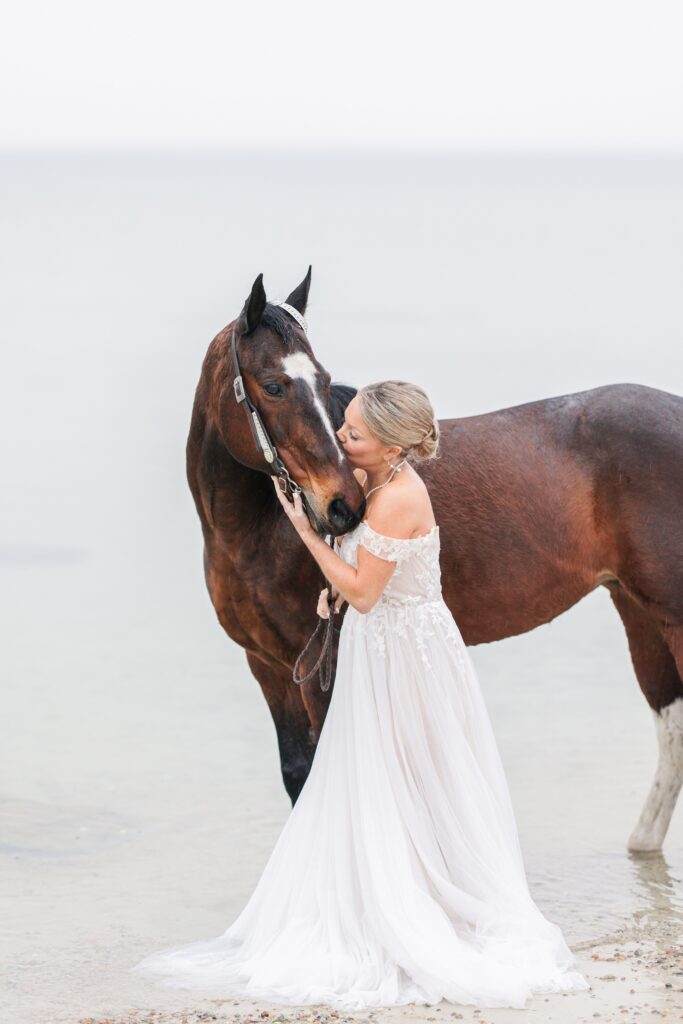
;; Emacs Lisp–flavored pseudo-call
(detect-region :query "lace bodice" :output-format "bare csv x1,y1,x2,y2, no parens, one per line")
334,520,460,672
336,521,443,606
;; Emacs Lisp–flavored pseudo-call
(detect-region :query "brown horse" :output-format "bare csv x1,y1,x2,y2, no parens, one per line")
187,269,683,852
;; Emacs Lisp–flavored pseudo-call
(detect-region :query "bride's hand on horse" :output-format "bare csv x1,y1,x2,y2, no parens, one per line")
317,587,344,619
271,477,315,540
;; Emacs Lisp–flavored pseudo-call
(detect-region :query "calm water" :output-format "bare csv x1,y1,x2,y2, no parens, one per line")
2,151,683,1022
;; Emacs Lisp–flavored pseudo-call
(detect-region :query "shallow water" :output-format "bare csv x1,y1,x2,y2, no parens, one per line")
1,151,682,1023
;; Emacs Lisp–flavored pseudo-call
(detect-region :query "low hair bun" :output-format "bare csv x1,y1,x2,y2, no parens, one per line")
357,380,441,464
412,420,440,461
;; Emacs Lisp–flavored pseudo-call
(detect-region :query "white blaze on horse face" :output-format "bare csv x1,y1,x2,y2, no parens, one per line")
281,352,344,463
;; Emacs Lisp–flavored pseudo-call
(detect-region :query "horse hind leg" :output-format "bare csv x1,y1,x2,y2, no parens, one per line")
630,696,683,852
607,583,683,852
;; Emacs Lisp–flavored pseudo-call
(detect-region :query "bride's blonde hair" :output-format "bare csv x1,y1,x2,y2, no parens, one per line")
357,381,440,462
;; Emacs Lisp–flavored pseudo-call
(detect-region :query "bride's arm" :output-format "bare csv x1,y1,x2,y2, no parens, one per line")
271,479,397,614
302,531,396,614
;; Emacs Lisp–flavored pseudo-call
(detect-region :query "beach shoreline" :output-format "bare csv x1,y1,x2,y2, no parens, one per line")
78,919,683,1024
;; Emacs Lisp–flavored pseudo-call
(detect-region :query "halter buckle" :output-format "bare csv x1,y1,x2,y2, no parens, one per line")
233,375,246,403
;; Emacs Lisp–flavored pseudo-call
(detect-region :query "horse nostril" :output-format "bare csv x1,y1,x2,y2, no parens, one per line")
328,497,362,533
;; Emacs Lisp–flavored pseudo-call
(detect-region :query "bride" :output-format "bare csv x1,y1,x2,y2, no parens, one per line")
133,380,590,1009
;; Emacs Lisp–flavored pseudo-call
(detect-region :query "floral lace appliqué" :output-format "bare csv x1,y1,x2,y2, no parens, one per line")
338,521,463,677
363,599,461,678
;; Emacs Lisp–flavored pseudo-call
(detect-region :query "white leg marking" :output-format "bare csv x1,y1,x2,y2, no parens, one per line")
281,352,344,463
628,696,683,852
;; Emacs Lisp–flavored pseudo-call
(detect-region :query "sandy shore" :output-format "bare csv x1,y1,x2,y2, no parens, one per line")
78,916,683,1024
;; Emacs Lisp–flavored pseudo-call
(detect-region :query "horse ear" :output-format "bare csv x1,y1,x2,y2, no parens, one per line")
239,273,267,335
284,265,312,316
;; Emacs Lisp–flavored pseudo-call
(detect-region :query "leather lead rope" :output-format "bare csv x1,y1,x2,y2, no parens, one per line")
292,535,341,693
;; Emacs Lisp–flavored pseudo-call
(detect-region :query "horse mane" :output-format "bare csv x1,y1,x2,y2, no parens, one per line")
329,383,356,431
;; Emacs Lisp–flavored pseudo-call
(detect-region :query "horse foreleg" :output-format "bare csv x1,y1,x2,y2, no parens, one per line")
607,583,683,851
245,652,317,806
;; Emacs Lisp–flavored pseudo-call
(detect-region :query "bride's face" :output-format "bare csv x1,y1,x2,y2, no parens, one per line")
336,395,400,471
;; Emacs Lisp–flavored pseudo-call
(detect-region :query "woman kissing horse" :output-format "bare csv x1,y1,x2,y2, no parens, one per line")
187,267,683,853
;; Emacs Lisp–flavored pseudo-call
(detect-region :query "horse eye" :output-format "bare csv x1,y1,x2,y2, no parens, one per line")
263,383,283,397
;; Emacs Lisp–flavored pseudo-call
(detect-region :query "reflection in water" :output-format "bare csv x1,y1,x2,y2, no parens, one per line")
528,848,683,948
629,850,683,939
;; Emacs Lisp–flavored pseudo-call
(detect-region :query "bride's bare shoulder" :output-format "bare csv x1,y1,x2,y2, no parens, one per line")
364,469,436,539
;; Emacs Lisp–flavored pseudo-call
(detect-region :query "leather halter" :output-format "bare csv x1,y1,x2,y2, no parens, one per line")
230,317,302,498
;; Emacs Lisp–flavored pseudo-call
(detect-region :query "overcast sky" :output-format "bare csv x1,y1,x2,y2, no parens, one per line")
1,0,682,150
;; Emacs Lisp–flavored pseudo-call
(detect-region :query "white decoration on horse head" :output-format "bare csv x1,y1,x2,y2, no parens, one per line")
276,301,308,336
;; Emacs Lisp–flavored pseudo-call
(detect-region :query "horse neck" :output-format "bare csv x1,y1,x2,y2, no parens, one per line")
188,409,275,549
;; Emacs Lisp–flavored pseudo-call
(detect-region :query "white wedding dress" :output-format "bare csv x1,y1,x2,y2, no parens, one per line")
133,521,590,1009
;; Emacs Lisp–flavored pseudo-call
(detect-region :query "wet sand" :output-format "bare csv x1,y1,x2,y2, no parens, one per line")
78,913,683,1024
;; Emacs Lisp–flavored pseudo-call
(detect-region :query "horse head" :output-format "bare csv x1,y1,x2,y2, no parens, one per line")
216,267,365,536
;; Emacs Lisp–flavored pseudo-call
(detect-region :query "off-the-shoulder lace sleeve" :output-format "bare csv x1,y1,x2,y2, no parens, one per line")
356,523,405,564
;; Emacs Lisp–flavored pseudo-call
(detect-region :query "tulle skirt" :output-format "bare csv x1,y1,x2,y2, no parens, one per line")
132,598,590,1009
